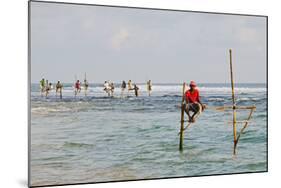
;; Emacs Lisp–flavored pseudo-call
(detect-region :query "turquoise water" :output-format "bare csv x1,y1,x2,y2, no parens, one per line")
30,83,267,186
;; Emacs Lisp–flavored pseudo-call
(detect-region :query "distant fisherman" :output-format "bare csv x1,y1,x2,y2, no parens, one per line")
39,78,46,96
104,81,111,96
184,81,205,123
75,80,81,96
110,82,115,96
134,84,139,97
128,80,133,91
147,80,152,96
45,82,52,98
56,81,63,99
84,79,89,96
121,80,126,97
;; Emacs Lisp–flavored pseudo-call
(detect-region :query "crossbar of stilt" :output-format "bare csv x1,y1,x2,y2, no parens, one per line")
214,106,256,111
236,108,255,145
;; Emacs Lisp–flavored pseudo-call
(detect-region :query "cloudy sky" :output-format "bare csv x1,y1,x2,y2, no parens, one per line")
30,1,267,83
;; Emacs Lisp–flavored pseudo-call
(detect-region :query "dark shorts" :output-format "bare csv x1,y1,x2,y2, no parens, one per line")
185,103,202,113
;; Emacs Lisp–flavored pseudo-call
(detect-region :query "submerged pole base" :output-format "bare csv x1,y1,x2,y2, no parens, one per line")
233,141,238,155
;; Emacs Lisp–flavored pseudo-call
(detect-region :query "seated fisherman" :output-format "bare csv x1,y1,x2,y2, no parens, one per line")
110,82,115,96
121,80,126,96
147,80,152,96
75,80,81,93
56,81,63,92
39,78,46,96
103,81,111,96
84,79,89,91
128,80,134,91
133,84,139,97
184,81,205,123
56,80,63,93
45,82,53,97
56,80,63,99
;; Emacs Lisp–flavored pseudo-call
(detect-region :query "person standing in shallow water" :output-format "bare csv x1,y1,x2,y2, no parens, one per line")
184,81,205,123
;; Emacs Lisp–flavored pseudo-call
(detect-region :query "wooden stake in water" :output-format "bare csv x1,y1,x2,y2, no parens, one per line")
59,86,62,99
229,49,238,155
236,107,255,144
179,82,186,151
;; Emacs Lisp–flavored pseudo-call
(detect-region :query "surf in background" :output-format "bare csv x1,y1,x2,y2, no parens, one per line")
30,83,267,186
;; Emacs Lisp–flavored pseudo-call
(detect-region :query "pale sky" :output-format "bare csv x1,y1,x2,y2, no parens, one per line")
30,1,267,83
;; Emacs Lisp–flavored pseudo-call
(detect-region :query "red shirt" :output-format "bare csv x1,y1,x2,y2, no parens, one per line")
75,82,81,89
185,89,200,103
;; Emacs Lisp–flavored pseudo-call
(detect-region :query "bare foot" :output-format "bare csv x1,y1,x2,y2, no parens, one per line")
202,104,206,111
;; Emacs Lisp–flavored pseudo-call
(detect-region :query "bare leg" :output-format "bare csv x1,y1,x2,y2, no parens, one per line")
190,113,196,122
184,104,192,122
190,104,202,122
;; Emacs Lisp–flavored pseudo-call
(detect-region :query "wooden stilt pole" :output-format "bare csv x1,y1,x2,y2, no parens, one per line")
45,80,49,98
60,88,62,99
229,49,238,155
179,82,186,151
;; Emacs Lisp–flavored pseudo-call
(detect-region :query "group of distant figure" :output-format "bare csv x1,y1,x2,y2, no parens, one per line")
39,78,89,99
39,78,152,99
39,78,204,123
73,79,89,96
39,78,63,98
103,80,152,97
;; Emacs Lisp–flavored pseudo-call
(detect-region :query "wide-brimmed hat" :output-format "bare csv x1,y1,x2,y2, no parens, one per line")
189,80,196,86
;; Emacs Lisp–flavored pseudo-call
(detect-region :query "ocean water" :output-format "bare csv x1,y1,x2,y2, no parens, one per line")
30,83,267,186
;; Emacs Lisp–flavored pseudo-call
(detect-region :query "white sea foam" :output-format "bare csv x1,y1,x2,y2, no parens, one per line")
31,106,72,115
207,98,225,102
64,85,265,94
